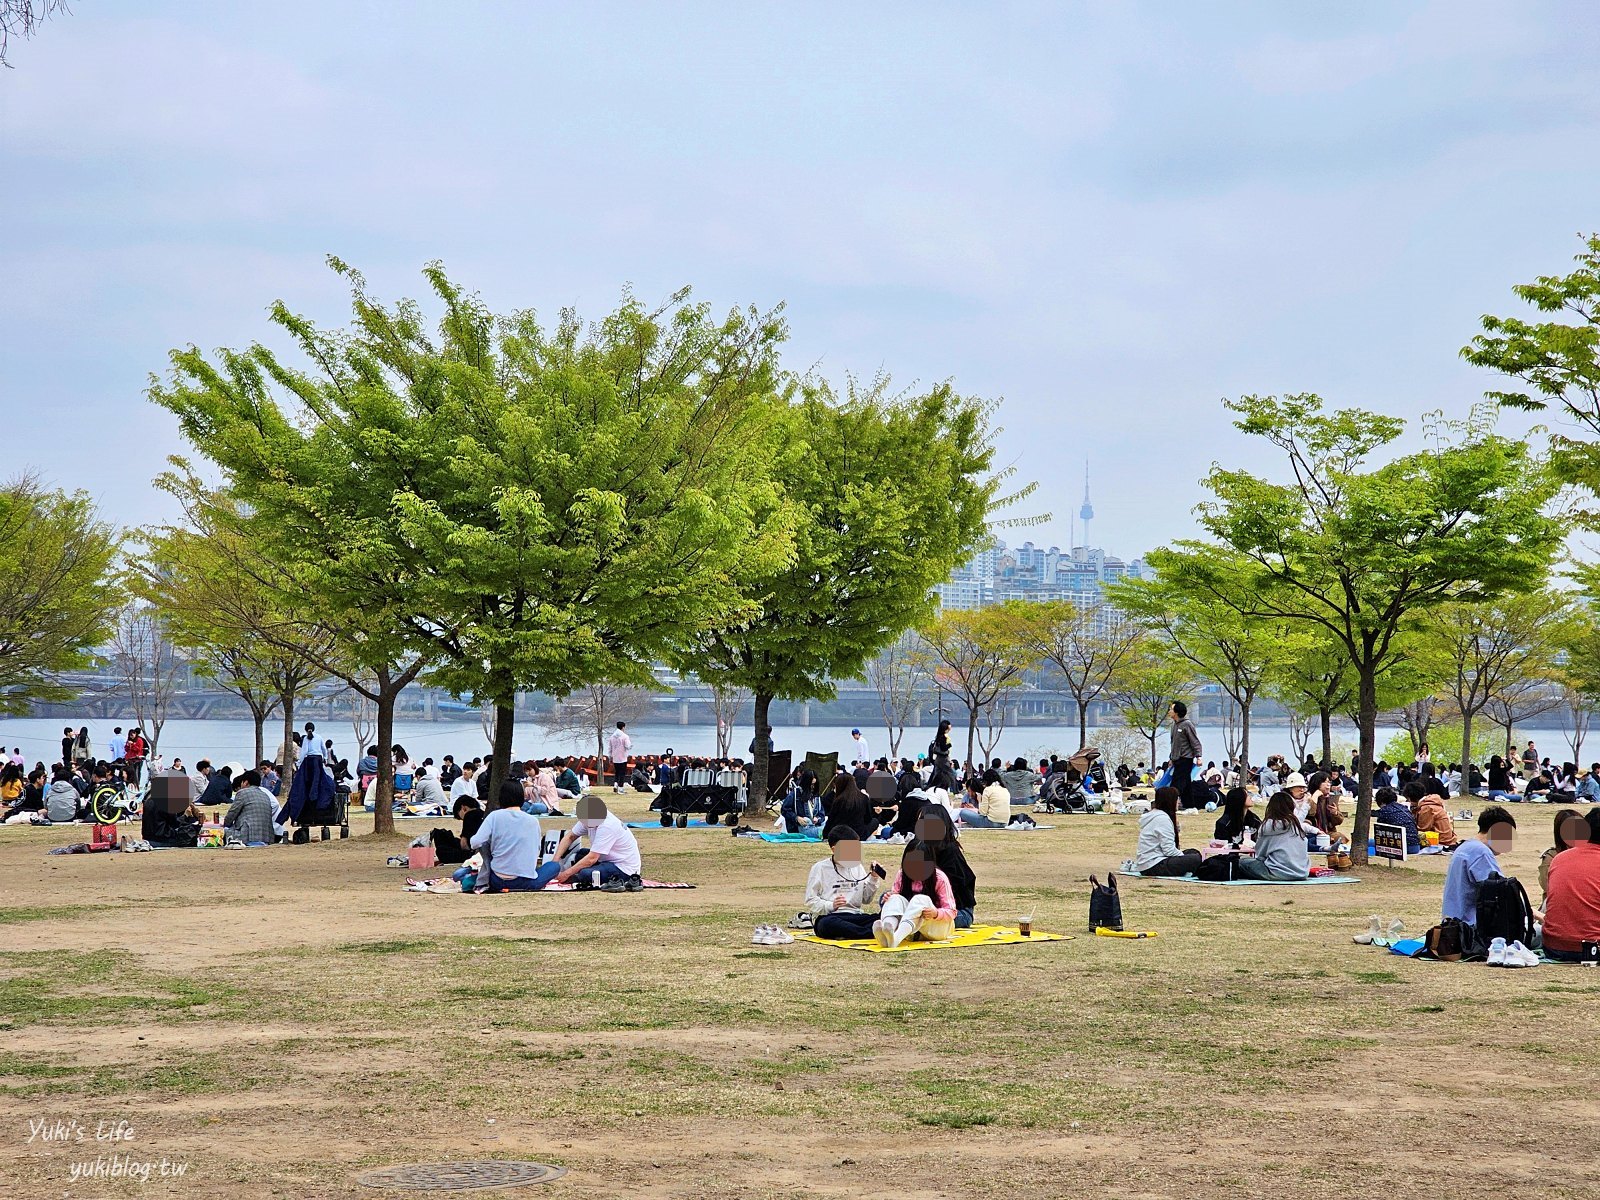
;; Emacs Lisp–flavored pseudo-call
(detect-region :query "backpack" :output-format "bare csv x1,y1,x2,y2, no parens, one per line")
1421,917,1472,961
1088,873,1123,932
1472,873,1536,956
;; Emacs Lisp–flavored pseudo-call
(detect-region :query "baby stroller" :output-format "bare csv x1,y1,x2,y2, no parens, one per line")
1040,770,1089,814
1068,747,1109,794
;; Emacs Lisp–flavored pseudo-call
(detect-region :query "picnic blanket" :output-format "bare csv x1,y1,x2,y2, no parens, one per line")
1117,871,1359,886
403,877,695,893
626,820,723,830
800,924,1071,953
966,822,1056,832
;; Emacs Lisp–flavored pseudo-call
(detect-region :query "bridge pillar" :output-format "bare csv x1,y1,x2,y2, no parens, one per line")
799,702,810,727
678,699,690,726
1008,704,1020,726
909,707,921,727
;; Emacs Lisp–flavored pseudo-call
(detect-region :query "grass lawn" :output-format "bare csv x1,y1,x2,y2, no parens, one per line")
0,792,1592,1198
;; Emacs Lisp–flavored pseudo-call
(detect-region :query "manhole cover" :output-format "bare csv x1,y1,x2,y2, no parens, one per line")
356,1161,567,1191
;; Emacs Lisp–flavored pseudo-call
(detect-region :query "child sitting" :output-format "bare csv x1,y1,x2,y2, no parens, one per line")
805,830,886,939
873,844,956,948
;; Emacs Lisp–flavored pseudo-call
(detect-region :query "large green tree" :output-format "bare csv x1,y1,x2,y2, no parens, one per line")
152,261,792,807
683,381,1012,805
1153,395,1564,863
0,477,120,715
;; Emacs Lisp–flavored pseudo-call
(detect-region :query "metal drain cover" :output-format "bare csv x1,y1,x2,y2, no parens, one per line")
357,1161,567,1191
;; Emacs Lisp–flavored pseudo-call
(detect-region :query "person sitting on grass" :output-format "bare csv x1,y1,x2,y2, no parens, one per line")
1539,807,1584,908
1441,806,1517,931
955,779,1005,828
1212,786,1261,845
433,794,485,865
468,786,544,892
1539,808,1600,962
1414,783,1459,850
1374,786,1421,855
223,770,277,846
805,830,887,940
872,843,957,948
1135,787,1201,877
821,773,880,842
913,806,978,928
1231,791,1310,881
554,758,584,801
530,796,643,891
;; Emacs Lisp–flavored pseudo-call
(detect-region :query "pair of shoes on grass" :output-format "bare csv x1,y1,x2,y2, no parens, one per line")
1353,915,1405,946
751,925,794,946
1487,937,1540,967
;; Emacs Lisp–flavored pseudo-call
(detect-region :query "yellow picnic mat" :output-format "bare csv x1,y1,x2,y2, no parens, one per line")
799,924,1072,953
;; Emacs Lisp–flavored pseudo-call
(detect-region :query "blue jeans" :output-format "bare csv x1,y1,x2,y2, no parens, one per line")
522,800,551,815
530,859,631,889
484,868,542,892
955,907,974,929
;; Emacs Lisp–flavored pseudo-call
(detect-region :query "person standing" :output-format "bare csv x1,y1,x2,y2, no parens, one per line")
60,728,75,770
606,721,633,795
1522,740,1539,780
850,728,871,766
123,729,148,785
1168,701,1202,810
109,727,126,763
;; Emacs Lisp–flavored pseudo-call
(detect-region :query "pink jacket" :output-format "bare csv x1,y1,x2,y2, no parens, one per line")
885,868,956,921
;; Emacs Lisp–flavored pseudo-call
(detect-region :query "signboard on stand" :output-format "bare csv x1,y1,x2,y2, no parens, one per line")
1374,822,1408,865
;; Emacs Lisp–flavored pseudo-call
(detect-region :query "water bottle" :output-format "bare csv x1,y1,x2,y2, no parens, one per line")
591,869,601,888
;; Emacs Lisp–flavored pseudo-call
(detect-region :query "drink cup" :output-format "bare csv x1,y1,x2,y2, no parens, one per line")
592,869,601,888
1019,918,1032,937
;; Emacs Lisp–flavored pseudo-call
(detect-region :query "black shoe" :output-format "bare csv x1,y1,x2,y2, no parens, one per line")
624,874,644,892
599,877,629,893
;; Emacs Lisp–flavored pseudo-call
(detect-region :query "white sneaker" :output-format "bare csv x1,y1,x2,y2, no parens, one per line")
768,927,794,944
1509,940,1540,967
1487,937,1508,966
1353,915,1382,945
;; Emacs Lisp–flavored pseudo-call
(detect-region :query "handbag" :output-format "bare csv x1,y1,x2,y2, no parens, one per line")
1088,873,1123,932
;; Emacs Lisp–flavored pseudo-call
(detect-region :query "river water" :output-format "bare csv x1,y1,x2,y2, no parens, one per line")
0,716,1582,769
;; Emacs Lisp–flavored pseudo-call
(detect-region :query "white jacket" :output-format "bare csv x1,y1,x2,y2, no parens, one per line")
805,857,883,917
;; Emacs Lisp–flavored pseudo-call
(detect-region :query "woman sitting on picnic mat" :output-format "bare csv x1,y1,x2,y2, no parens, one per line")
822,773,881,842
1540,807,1600,962
1230,791,1310,882
1135,788,1201,877
805,830,888,939
873,842,958,948
1212,786,1261,845
913,806,978,927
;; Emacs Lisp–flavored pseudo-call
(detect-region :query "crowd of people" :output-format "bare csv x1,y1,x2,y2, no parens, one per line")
7,708,1600,960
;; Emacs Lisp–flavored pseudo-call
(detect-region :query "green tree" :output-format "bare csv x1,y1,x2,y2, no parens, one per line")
684,382,1013,806
1463,233,1600,504
0,478,120,715
1104,649,1196,768
1262,630,1355,768
1107,564,1277,773
1021,599,1144,750
920,601,1037,769
1154,395,1564,863
1416,592,1573,794
151,261,790,810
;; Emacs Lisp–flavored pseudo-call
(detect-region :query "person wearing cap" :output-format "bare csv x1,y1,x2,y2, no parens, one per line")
850,729,871,766
1277,771,1309,827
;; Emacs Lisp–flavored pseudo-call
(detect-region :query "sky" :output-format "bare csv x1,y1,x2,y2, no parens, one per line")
3,1,1599,561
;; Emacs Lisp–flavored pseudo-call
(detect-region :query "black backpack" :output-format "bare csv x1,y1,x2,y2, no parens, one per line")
1088,873,1123,932
1473,873,1536,956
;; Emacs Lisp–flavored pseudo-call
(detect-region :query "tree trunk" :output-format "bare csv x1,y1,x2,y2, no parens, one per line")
280,693,296,807
1352,664,1378,866
1459,711,1475,798
251,705,266,768
1319,706,1333,767
490,702,515,801
965,708,978,774
750,692,773,809
1147,730,1157,767
1239,695,1252,780
1077,694,1089,752
373,688,397,836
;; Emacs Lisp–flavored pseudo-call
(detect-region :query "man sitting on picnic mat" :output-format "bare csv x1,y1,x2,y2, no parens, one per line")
805,829,887,939
531,796,644,892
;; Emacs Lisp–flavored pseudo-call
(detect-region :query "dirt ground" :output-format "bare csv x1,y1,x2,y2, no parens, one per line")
1,793,1595,1199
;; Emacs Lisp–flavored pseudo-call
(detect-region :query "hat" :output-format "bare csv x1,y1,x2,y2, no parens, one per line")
1284,772,1307,790
222,762,245,778
851,729,861,736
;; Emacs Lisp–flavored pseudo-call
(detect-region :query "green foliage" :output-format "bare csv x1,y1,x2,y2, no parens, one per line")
1379,726,1496,769
1463,233,1600,503
1133,393,1565,862
151,260,792,792
0,477,120,714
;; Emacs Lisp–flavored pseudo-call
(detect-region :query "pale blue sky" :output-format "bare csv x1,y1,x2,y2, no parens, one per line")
3,1,1598,557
